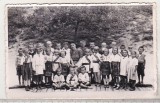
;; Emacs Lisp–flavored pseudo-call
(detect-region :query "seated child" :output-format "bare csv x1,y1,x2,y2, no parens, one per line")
23,48,32,91
137,46,146,84
127,51,138,91
15,47,25,85
66,68,78,90
52,69,66,89
78,66,90,88
100,48,111,88
119,50,129,90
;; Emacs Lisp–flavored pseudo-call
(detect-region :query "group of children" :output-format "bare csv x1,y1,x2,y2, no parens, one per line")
15,40,146,91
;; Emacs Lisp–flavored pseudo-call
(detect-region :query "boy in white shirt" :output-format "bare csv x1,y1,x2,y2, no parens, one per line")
15,48,25,86
78,66,90,88
66,68,78,91
52,68,66,90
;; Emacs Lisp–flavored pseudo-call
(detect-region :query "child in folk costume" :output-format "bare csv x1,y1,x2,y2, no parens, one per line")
28,44,36,57
127,51,138,91
100,48,111,88
52,68,66,89
137,46,146,84
119,50,129,90
62,42,71,63
59,51,70,80
23,49,32,91
45,41,54,54
15,48,25,85
52,50,61,77
89,42,95,53
110,47,121,89
55,43,62,53
91,46,101,86
44,48,53,85
99,42,107,54
36,43,45,55
119,45,126,56
32,45,46,89
76,48,92,83
78,66,90,88
66,68,78,90
109,41,117,55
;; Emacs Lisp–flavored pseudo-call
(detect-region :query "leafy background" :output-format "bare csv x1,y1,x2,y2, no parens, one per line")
8,6,153,52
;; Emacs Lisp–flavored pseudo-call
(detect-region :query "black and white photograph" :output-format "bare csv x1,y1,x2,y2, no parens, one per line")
6,4,157,99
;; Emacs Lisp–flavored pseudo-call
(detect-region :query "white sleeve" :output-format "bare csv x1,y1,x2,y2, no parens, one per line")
53,75,57,83
75,57,83,67
61,75,65,82
32,56,36,71
66,74,70,83
86,73,90,82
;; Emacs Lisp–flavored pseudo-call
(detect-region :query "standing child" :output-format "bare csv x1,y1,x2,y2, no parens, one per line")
100,48,111,88
59,51,70,80
28,44,36,57
62,42,71,63
23,49,32,91
15,48,25,85
45,41,54,54
91,46,101,86
78,66,90,88
32,45,46,89
137,46,146,84
44,48,53,85
128,51,138,91
52,68,66,90
128,45,133,58
66,68,78,91
52,50,61,77
110,47,121,89
119,50,129,90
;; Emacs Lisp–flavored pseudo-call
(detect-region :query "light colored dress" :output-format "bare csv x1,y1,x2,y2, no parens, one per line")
120,56,129,76
127,57,138,80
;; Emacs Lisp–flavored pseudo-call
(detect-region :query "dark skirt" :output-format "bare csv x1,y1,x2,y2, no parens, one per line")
16,65,23,76
23,63,32,80
137,62,145,76
111,62,120,76
44,61,53,76
61,63,69,77
100,61,110,75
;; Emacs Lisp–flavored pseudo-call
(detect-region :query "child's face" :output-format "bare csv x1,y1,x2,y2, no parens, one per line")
104,50,109,56
61,52,66,57
138,48,144,54
128,47,132,52
131,52,136,58
120,46,125,50
80,41,86,47
90,43,95,49
70,69,75,75
101,43,107,48
37,48,41,54
64,44,69,49
46,50,51,55
122,50,128,57
47,43,52,47
56,44,61,49
18,50,23,55
57,70,61,75
85,50,90,56
81,68,86,74
112,48,118,55
29,46,34,51
94,49,98,53
71,43,76,49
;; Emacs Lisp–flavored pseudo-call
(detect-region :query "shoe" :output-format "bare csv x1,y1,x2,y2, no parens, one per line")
113,85,117,88
116,86,120,90
106,85,109,88
129,88,135,91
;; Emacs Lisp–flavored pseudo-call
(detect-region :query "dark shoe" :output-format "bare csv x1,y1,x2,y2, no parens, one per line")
113,85,117,88
116,86,120,90
106,85,109,88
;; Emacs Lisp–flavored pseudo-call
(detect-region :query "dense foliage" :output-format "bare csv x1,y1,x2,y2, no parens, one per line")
8,6,153,47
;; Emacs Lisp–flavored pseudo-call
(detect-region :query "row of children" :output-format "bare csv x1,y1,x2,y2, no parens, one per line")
15,40,146,91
